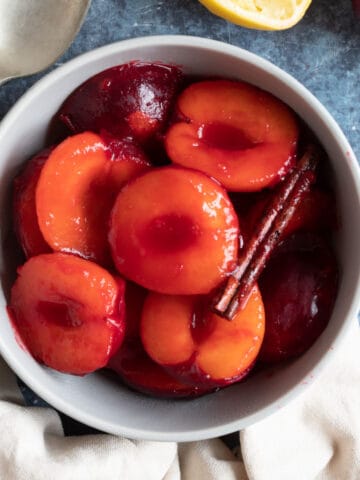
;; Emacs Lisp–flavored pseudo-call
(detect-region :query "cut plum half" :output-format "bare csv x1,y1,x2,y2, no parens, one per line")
107,281,209,398
36,132,150,265
140,286,265,388
165,80,298,191
52,62,183,143
109,166,239,294
13,148,53,258
8,253,126,375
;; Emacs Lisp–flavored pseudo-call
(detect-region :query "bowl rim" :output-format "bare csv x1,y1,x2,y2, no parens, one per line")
1,35,360,442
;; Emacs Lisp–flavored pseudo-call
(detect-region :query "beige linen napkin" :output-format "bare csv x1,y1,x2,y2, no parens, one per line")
0,319,359,480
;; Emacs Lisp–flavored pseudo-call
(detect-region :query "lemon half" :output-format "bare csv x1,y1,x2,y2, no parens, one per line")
199,0,312,30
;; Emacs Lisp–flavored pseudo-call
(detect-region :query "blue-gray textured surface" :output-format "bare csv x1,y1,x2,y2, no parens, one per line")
1,0,359,158
1,0,359,435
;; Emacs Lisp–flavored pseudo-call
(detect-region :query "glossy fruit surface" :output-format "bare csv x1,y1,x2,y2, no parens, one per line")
244,187,337,240
109,337,211,398
140,286,265,387
107,283,209,398
9,253,126,375
259,233,338,363
109,166,239,294
36,132,150,265
52,62,183,143
165,80,298,191
13,148,52,257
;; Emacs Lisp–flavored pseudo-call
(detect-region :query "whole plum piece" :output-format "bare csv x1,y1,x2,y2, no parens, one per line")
108,166,239,295
13,148,53,258
259,233,338,363
51,62,183,144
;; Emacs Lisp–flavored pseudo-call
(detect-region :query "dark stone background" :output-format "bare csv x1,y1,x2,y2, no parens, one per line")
1,0,359,159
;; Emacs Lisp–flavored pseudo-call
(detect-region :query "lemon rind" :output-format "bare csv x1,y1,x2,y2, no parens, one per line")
199,0,312,30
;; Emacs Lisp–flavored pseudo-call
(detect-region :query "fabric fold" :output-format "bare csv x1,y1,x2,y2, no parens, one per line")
241,321,360,480
0,320,358,479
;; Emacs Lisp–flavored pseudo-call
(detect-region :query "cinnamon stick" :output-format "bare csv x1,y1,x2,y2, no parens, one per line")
213,145,319,320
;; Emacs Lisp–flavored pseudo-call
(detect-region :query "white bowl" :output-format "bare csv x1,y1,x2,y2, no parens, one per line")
0,36,359,442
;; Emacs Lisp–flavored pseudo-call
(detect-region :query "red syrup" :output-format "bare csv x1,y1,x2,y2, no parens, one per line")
36,300,83,329
106,281,209,398
198,122,256,151
6,306,30,353
190,296,217,344
141,213,200,254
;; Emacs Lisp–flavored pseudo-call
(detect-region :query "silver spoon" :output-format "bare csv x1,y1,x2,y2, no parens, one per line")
0,0,90,85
